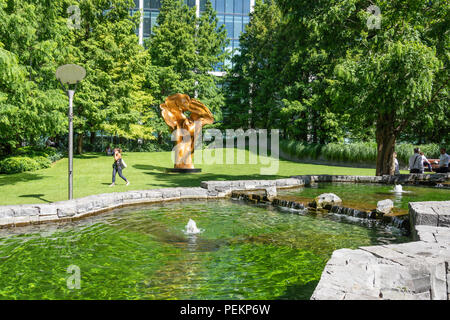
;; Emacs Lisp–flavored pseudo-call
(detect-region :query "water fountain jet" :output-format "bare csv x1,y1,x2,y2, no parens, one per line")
184,219,202,235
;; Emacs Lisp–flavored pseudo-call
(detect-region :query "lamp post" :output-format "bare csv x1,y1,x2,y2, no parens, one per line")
55,64,86,200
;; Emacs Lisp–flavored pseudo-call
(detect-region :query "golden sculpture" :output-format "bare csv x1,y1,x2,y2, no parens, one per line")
160,93,214,170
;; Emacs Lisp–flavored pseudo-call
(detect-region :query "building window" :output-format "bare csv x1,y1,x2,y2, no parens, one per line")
225,15,233,38
216,0,225,13
151,11,158,31
233,16,242,39
235,0,243,14
243,0,250,14
225,0,233,13
200,0,207,11
143,11,151,37
217,14,225,27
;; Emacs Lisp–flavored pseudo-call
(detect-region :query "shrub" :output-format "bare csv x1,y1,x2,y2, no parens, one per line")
48,152,64,163
0,157,40,174
33,156,52,169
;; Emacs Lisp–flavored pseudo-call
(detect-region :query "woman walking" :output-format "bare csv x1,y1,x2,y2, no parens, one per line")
110,148,130,187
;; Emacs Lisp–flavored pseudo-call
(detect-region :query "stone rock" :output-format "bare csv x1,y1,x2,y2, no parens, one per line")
409,201,450,227
376,199,394,215
179,187,208,199
160,188,181,199
265,186,277,200
0,206,15,218
430,262,447,300
314,193,342,209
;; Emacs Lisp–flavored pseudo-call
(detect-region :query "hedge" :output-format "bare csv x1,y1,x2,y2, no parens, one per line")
0,147,62,174
0,157,41,174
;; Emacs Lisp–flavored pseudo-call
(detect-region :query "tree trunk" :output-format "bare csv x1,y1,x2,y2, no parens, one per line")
90,131,96,145
375,112,396,176
76,134,84,155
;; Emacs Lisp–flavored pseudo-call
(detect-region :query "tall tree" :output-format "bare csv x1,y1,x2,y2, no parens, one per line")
326,0,448,175
146,0,228,140
224,0,284,130
0,0,70,155
68,0,153,153
225,0,350,143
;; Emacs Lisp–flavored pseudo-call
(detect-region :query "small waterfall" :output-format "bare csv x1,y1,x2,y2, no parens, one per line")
391,217,409,230
184,219,202,235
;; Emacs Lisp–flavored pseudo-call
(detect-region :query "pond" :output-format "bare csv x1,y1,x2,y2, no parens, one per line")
278,182,450,215
0,198,411,300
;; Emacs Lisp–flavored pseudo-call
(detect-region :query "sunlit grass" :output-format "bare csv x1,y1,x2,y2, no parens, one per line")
0,148,385,205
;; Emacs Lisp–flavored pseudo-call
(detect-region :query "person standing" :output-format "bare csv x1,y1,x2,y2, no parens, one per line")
409,148,424,174
420,152,432,172
436,148,449,173
110,148,130,187
393,152,400,175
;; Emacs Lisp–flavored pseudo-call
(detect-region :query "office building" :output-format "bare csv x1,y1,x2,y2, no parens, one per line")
131,0,255,65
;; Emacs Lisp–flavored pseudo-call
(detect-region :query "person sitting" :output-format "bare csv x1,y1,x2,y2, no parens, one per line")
420,152,432,172
436,148,449,173
409,148,424,174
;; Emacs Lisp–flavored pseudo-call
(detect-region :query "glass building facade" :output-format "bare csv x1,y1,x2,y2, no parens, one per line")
131,0,254,66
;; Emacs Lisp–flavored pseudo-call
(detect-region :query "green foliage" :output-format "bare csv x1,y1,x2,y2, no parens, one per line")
147,0,228,128
280,140,448,166
0,146,62,174
33,156,52,169
68,0,154,153
0,157,41,174
14,146,58,158
226,0,448,174
0,0,71,154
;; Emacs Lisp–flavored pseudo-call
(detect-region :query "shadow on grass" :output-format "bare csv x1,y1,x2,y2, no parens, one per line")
0,172,45,186
19,194,51,203
274,280,319,300
133,164,166,172
74,154,101,159
137,168,284,188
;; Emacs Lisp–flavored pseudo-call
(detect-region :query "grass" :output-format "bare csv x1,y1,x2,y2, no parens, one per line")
280,140,447,166
0,148,407,206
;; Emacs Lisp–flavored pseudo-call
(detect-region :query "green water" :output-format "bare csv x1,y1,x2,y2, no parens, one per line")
0,199,410,300
279,183,450,214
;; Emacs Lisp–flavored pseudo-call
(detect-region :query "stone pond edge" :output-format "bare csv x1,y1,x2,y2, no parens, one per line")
1,173,447,228
1,173,449,301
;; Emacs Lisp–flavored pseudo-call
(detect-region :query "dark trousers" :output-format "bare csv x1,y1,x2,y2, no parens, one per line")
424,162,432,172
410,169,423,174
113,165,127,183
436,167,449,173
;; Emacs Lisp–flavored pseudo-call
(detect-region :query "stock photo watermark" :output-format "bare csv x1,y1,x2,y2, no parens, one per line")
367,5,382,30
67,5,82,30
66,265,81,290
170,124,280,175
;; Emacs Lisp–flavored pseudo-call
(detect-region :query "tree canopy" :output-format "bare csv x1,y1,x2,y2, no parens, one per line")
224,0,449,175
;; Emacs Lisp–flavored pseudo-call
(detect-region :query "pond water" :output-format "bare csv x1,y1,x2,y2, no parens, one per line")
278,183,450,215
0,199,411,300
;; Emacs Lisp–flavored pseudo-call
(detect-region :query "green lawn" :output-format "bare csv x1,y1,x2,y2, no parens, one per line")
0,149,397,205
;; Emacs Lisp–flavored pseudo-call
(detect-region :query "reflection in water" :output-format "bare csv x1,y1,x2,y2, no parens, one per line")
279,182,450,215
0,199,411,300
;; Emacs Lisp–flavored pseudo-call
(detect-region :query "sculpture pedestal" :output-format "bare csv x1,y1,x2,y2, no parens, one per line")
165,168,202,173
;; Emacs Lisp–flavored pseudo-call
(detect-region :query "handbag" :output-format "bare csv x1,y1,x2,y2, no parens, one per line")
121,159,127,168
